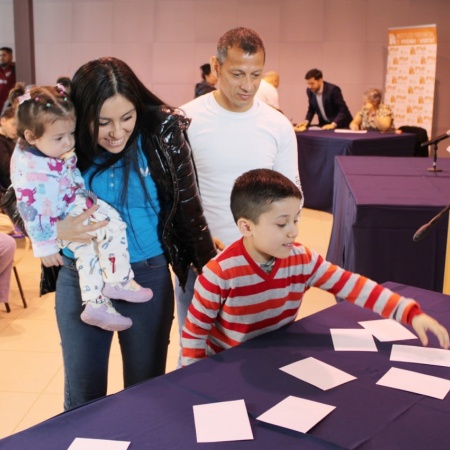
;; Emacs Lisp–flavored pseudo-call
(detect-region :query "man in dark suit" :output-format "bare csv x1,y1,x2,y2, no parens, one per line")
295,68,352,131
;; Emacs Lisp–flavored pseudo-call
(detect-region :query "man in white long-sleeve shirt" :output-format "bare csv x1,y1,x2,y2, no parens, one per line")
176,26,301,343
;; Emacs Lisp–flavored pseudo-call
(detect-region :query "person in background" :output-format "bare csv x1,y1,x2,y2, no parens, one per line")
1,81,26,114
194,63,218,98
181,169,449,366
178,27,300,352
294,68,352,131
0,47,16,113
256,70,281,111
0,231,15,307
45,57,215,410
0,107,17,200
349,88,395,132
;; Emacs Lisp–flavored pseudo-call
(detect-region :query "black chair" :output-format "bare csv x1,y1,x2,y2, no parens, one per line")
398,126,429,157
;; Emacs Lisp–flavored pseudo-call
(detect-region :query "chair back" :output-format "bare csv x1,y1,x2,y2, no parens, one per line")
398,126,429,157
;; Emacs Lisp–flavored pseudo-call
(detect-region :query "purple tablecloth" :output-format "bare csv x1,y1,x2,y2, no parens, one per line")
326,156,450,291
296,130,416,212
2,283,450,449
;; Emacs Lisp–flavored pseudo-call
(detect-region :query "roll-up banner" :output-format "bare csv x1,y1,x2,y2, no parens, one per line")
385,25,437,139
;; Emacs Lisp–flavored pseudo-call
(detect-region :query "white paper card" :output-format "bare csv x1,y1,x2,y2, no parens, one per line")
280,357,356,390
334,129,367,133
193,399,253,443
330,328,378,351
390,344,450,367
359,319,417,342
376,367,450,399
257,396,336,433
68,438,130,450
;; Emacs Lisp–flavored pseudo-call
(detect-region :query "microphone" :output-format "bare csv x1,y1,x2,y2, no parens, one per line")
413,203,450,241
421,130,450,147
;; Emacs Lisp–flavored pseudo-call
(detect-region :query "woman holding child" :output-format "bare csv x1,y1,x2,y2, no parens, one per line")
54,57,215,409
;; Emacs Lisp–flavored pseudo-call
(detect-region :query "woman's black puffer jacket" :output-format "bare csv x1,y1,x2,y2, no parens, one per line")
145,106,216,289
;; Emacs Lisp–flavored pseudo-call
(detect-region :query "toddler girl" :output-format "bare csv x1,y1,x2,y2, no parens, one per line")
10,84,153,331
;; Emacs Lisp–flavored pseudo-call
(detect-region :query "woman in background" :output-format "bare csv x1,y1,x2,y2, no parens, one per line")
350,88,395,132
0,107,17,200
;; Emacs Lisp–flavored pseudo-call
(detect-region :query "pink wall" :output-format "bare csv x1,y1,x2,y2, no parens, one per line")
2,0,450,155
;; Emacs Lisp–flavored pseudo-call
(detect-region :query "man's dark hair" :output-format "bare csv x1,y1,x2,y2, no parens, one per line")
200,63,211,80
305,68,322,80
216,27,265,64
231,169,302,224
0,47,13,54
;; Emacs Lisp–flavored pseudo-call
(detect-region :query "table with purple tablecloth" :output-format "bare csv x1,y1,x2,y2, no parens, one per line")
326,156,450,292
296,130,416,212
2,283,450,449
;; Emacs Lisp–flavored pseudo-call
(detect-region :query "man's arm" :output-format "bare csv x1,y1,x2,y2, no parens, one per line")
327,85,352,128
273,117,301,190
304,89,316,124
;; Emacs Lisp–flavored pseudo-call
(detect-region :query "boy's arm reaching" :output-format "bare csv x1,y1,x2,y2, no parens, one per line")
304,248,449,348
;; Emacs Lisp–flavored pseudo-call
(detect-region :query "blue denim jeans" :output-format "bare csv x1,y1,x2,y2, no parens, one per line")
174,268,197,368
55,253,174,410
174,267,197,337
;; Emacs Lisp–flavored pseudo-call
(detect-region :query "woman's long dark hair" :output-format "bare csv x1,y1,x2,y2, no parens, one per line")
70,57,165,175
70,57,167,233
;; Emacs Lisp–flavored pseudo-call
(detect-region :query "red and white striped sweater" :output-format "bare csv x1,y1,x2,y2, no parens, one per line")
181,238,421,366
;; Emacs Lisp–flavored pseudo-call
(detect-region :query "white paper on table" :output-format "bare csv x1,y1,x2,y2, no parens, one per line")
68,437,130,450
376,367,450,399
256,396,336,433
330,328,378,351
334,129,367,133
359,319,417,342
390,344,450,367
193,399,253,443
280,357,356,390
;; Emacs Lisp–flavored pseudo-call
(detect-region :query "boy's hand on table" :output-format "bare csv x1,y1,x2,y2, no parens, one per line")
412,313,449,349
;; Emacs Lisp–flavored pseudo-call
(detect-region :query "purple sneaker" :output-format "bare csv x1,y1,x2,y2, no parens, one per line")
81,300,132,331
102,280,153,303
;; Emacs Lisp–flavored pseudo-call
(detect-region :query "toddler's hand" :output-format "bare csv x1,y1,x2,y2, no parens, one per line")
213,237,225,253
41,252,63,267
411,313,449,349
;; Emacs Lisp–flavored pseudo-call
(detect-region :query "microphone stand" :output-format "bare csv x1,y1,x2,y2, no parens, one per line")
427,141,442,172
413,202,450,241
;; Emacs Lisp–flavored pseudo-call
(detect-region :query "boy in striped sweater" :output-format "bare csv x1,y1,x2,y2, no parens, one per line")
181,169,449,366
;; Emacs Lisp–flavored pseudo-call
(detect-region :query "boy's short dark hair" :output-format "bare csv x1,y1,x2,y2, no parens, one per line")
305,68,322,80
231,169,302,224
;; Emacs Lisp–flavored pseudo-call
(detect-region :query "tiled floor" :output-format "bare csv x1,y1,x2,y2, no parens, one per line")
0,208,335,439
